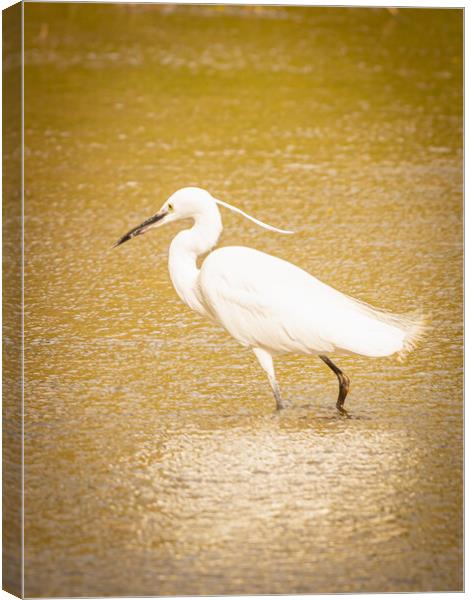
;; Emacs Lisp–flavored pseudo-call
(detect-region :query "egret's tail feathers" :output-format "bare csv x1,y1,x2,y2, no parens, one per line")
339,292,427,359
398,311,428,360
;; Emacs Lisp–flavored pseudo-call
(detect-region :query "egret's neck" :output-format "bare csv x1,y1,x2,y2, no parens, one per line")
169,206,222,316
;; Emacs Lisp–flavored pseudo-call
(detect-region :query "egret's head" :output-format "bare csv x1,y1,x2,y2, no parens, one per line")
113,187,216,247
114,186,293,247
165,187,217,219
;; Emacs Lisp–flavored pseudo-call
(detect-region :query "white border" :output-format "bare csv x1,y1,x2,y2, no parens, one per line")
1,1,465,600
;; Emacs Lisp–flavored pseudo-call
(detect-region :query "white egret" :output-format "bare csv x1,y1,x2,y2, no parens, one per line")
115,187,425,414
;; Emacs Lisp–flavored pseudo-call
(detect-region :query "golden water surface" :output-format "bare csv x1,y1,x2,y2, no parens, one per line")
23,5,462,596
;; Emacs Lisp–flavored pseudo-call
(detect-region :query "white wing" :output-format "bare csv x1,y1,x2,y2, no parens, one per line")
198,246,424,358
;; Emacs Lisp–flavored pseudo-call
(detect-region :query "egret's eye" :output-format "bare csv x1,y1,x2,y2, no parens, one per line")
168,203,174,212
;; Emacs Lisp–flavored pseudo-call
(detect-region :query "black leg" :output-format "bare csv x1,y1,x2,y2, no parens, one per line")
319,355,350,415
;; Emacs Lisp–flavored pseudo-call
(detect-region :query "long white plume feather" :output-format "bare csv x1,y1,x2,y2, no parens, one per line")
215,198,294,234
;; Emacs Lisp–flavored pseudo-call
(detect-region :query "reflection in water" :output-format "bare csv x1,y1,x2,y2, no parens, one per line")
23,4,462,596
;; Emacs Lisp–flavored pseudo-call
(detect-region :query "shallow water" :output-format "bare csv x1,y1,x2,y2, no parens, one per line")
23,5,462,596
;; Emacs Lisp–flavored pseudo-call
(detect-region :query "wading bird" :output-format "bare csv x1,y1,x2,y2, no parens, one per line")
115,187,424,414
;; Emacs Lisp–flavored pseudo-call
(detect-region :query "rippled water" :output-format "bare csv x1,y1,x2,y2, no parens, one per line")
23,5,462,596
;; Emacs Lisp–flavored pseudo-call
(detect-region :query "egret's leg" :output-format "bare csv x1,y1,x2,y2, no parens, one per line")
253,347,287,410
319,355,350,415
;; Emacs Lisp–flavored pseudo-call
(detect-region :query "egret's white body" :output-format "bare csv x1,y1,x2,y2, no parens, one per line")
116,187,425,412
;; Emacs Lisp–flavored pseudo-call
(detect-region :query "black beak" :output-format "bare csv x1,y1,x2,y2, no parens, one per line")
113,210,167,247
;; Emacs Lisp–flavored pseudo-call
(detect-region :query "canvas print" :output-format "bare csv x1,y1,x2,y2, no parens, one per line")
3,2,463,596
